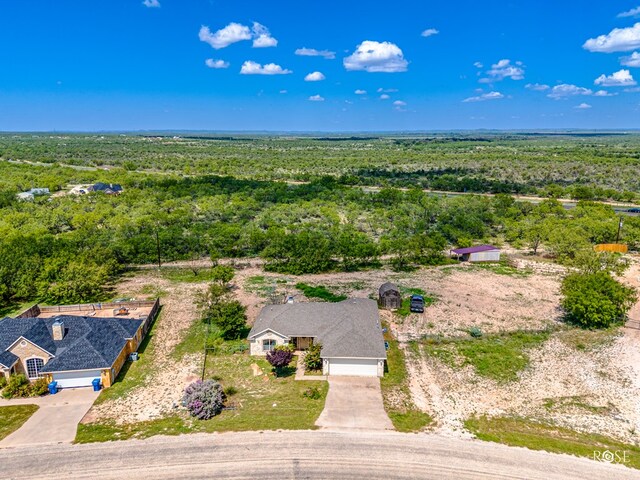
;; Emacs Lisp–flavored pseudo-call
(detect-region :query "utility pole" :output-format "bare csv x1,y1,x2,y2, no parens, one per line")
155,226,162,268
616,217,624,244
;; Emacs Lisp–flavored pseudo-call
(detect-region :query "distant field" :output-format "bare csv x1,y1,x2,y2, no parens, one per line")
1,133,640,197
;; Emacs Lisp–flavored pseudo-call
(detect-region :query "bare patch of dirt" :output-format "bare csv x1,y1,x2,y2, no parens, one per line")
88,272,207,423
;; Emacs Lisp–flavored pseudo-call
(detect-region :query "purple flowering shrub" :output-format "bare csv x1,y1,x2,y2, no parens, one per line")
183,379,225,420
266,348,293,376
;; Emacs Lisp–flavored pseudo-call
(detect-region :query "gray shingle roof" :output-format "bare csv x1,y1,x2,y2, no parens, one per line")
0,315,143,373
0,350,18,368
249,298,386,359
379,282,399,295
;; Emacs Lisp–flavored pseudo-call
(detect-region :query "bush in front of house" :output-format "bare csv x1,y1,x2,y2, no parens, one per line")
304,342,322,371
0,375,7,390
183,379,225,420
266,347,294,376
1,374,49,399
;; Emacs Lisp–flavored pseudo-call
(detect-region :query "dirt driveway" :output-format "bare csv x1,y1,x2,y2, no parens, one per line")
0,388,99,448
316,377,393,430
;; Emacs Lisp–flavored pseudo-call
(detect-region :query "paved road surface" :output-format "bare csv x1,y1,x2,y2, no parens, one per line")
316,376,393,430
0,389,99,448
0,430,636,480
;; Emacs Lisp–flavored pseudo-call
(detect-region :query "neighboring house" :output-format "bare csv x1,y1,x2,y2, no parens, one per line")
451,245,501,262
16,187,50,201
0,315,144,388
248,298,386,377
89,182,123,195
378,282,401,310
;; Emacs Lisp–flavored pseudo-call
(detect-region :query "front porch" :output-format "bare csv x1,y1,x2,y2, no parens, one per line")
291,336,314,350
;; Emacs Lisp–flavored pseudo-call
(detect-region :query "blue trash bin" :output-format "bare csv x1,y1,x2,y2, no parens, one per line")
91,378,101,391
48,381,58,395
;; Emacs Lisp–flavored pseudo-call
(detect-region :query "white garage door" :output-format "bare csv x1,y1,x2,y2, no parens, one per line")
328,358,378,377
53,370,102,388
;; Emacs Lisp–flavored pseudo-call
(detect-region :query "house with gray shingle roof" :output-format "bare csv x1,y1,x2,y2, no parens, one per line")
0,315,145,388
248,298,386,377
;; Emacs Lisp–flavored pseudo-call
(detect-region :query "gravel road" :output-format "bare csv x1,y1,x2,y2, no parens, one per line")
0,430,636,480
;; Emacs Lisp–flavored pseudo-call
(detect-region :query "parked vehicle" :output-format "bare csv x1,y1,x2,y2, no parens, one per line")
627,208,640,213
409,295,425,313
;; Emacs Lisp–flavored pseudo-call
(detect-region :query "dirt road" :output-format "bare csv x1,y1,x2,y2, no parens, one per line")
0,430,635,480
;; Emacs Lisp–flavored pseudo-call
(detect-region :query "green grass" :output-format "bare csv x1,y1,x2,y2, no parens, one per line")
92,307,162,405
159,268,217,283
0,301,38,318
465,415,640,470
468,259,532,277
419,330,550,383
380,325,433,432
556,326,621,352
0,405,39,440
76,355,328,443
295,283,347,302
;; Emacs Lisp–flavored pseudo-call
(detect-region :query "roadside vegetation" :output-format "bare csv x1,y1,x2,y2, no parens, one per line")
465,415,640,470
0,405,39,441
295,283,347,302
380,324,433,432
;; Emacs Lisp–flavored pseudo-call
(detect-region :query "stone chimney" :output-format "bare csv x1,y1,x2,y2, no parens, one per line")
52,321,65,341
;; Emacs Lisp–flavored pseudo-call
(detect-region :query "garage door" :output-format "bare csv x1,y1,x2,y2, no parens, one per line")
53,370,102,388
328,358,378,377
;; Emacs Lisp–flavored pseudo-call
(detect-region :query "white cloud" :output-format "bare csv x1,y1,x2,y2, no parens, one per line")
421,28,439,38
525,83,550,91
575,103,592,109
205,59,229,69
239,61,292,75
380,94,390,100
393,100,407,106
251,22,277,48
618,6,640,18
473,62,483,68
377,87,398,93
304,71,325,82
354,89,367,94
594,90,616,96
279,90,288,94
294,48,336,59
343,41,408,73
142,0,160,7
483,59,525,81
621,51,640,67
199,23,252,50
594,69,637,86
547,84,593,99
309,94,325,102
462,91,504,102
583,23,640,53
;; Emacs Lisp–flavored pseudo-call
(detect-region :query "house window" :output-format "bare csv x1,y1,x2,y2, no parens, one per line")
262,339,276,352
26,358,44,379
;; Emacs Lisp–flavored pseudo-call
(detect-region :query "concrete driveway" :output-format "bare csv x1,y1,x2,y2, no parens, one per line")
0,388,99,448
316,376,393,430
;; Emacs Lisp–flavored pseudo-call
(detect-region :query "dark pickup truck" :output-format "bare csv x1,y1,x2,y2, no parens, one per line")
409,294,425,313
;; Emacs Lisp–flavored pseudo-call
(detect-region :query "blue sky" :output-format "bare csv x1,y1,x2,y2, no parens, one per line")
1,1,640,131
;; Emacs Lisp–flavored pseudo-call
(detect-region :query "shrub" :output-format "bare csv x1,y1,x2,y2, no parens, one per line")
223,386,238,396
303,386,322,400
29,378,50,397
469,327,483,338
561,272,636,329
304,343,322,371
182,380,225,420
0,376,7,389
2,374,31,399
266,348,294,375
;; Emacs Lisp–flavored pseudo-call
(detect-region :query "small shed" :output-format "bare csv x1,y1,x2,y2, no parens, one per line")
451,245,500,262
378,282,402,310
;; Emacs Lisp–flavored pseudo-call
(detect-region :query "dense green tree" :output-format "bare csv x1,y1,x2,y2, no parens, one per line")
561,272,636,329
